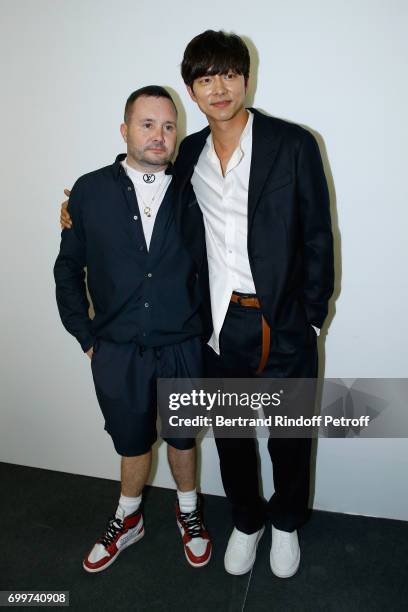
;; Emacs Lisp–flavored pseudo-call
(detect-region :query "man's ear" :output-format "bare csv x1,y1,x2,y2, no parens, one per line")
186,85,196,102
120,123,128,143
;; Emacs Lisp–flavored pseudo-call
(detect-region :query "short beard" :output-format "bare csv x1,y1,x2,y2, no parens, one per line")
128,147,173,171
143,154,172,167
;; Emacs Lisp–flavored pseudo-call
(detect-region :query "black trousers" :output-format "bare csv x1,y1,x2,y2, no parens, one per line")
205,297,318,534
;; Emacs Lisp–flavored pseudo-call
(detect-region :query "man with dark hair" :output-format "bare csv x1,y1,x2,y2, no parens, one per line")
54,86,212,573
181,30,250,87
174,30,334,577
123,85,177,124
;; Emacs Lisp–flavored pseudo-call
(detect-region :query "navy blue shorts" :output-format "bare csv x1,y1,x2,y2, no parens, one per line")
91,336,203,456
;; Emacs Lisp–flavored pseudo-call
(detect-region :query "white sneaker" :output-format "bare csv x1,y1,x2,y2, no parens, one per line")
270,526,300,578
224,526,265,575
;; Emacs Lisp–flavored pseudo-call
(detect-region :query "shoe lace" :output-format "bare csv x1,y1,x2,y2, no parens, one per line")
179,508,203,538
99,516,125,547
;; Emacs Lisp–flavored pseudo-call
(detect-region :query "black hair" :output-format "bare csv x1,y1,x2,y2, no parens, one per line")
124,86,177,124
181,30,250,88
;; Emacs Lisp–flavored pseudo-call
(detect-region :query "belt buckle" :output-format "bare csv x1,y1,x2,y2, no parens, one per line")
232,292,244,305
236,293,251,305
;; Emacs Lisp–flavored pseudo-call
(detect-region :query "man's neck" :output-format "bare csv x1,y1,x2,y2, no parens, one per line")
208,107,249,155
125,155,168,174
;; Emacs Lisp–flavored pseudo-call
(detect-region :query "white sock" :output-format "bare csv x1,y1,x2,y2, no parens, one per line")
115,493,142,518
177,488,197,513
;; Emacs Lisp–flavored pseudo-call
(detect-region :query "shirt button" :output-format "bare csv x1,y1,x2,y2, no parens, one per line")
133,215,138,221
147,273,152,278
144,302,149,308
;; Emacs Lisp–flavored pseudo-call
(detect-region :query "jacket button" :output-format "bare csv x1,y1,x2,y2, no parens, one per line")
139,246,144,251
133,215,138,221
147,273,152,278
144,302,149,308
127,186,132,191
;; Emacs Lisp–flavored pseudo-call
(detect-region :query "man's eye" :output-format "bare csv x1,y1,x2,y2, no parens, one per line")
225,73,236,79
143,123,152,128
165,125,175,131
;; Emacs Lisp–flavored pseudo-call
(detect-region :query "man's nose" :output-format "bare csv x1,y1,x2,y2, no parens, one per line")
152,126,165,142
212,74,227,95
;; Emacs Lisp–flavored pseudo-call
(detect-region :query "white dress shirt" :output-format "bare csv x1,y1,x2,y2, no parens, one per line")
122,159,172,250
192,111,255,354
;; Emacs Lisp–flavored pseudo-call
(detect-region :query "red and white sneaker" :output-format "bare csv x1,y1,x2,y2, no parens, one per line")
83,507,144,573
176,497,212,568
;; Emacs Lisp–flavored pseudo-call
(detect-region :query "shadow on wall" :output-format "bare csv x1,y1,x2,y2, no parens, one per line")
166,86,187,157
242,34,341,510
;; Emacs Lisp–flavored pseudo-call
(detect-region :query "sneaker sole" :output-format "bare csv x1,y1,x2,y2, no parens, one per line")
184,546,212,568
224,526,265,576
83,526,145,574
176,519,212,568
270,547,300,578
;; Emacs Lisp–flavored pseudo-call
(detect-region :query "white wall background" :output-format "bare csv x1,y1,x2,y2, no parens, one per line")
1,0,407,520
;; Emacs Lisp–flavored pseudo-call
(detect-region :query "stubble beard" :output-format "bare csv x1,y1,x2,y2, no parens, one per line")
128,146,173,172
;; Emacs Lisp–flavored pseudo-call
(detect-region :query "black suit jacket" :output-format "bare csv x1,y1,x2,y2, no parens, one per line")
174,108,334,345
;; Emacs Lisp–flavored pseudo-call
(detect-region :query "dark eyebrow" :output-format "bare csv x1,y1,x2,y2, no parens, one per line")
138,118,176,126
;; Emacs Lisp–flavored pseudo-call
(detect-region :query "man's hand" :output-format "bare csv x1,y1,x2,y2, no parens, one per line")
86,347,93,359
60,189,73,229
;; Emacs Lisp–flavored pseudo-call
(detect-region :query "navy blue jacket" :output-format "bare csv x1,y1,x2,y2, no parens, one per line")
54,154,203,352
175,109,334,349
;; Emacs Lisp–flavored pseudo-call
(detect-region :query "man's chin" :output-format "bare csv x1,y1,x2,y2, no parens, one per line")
207,106,239,122
143,154,171,167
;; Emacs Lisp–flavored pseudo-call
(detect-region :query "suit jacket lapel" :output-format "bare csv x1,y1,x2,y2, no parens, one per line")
247,109,281,235
175,129,209,271
175,112,282,267
176,127,210,204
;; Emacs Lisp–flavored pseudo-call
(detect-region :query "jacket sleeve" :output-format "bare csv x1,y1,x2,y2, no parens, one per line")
174,136,189,175
297,130,334,328
53,179,94,352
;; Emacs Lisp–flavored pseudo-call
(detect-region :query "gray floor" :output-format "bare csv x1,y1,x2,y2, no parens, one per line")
1,462,407,611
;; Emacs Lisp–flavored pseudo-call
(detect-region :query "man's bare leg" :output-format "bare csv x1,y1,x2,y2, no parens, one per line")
115,451,152,518
121,451,152,497
167,446,196,492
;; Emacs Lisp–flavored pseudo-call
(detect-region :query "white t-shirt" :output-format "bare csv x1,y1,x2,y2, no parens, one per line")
122,159,172,249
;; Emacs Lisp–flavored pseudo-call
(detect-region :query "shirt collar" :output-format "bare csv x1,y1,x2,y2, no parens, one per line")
122,158,167,183
206,110,253,168
113,153,173,179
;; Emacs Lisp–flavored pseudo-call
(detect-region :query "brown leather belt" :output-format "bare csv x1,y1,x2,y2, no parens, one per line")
230,292,271,375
